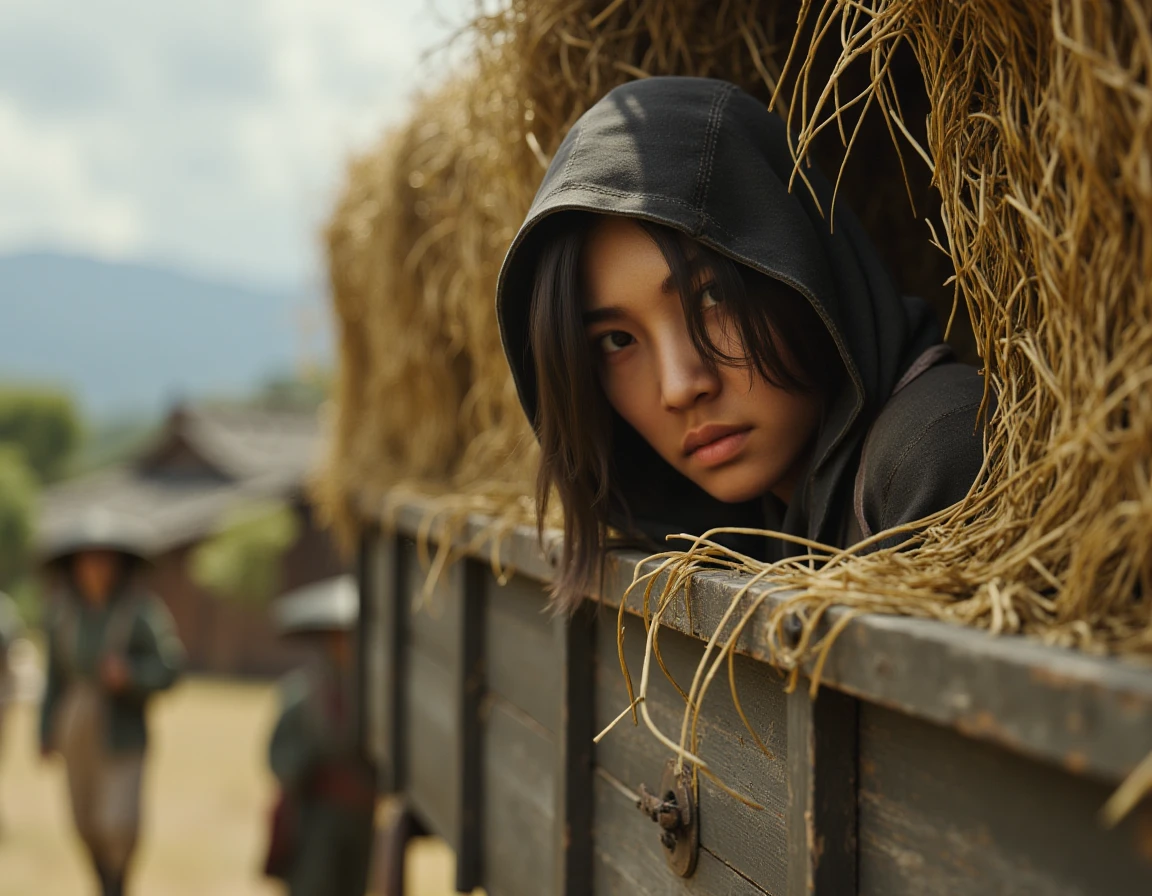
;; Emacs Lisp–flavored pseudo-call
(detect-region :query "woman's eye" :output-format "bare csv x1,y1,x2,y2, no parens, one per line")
699,283,721,310
597,331,634,354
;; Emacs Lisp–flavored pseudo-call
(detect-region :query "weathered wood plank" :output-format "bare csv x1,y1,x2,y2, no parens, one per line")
858,704,1152,896
357,525,388,778
455,559,486,891
386,499,556,584
555,601,596,896
405,645,459,847
365,531,408,793
377,495,1152,783
599,555,1152,785
373,495,1152,783
592,770,769,896
485,572,560,733
483,696,557,896
595,615,789,894
786,686,857,896
399,538,464,669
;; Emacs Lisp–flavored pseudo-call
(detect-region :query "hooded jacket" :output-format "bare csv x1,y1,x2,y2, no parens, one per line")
497,77,985,560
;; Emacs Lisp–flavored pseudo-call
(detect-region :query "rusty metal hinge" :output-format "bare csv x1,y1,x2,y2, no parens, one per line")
636,759,699,877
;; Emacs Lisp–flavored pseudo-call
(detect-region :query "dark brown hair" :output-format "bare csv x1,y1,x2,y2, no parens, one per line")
529,212,842,612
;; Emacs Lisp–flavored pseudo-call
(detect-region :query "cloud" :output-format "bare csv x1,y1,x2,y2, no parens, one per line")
0,0,472,285
0,96,143,255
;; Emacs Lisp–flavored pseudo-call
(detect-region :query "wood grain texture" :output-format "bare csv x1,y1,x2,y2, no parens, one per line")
592,770,769,896
378,495,1152,783
455,559,487,891
785,687,857,896
594,615,789,894
485,572,560,733
358,526,391,779
400,538,464,669
858,704,1152,896
483,697,557,896
555,601,596,896
405,645,460,847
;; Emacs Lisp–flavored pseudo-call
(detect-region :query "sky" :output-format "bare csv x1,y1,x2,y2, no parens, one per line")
0,0,475,290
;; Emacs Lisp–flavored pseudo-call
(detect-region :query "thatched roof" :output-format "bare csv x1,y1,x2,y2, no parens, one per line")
40,404,322,554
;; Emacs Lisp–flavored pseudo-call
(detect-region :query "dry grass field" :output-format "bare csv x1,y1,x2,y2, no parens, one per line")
0,677,458,896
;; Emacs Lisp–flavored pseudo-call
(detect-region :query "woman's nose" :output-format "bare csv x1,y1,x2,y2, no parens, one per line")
658,330,721,410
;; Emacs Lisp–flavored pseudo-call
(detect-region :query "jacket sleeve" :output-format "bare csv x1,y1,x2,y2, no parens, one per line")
268,674,320,790
0,594,21,652
861,365,988,551
124,597,185,696
39,616,63,752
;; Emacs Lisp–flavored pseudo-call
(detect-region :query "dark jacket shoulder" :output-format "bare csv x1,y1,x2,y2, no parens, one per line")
857,362,987,547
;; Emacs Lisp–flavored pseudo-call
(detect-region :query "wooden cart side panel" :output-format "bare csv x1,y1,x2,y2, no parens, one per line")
485,573,562,734
858,704,1152,896
359,525,391,780
594,617,790,894
786,686,858,896
555,602,596,896
405,645,461,848
592,772,769,896
383,498,1152,784
402,541,464,669
483,696,557,896
456,560,486,891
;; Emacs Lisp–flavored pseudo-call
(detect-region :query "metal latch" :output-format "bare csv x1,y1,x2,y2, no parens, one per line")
636,759,699,877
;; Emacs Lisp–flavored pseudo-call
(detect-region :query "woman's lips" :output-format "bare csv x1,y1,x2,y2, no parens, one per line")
685,427,751,468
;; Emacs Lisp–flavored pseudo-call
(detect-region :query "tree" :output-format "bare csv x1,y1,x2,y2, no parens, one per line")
189,500,301,606
0,386,82,483
253,369,331,411
0,446,37,590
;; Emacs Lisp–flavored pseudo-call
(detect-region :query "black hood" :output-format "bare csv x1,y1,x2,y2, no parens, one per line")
497,77,940,552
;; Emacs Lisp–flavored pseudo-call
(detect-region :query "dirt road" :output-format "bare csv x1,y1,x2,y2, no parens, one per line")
0,677,457,895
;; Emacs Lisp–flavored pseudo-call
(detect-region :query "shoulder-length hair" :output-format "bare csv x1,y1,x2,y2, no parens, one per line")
528,212,842,612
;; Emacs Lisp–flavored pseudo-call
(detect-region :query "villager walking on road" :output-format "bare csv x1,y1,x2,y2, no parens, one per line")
265,574,376,896
0,589,23,838
38,509,184,896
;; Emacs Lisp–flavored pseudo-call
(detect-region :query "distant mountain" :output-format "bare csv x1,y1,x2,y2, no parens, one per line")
0,252,329,418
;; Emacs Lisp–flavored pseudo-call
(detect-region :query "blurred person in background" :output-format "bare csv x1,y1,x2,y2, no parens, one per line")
264,575,376,896
38,509,185,896
0,589,24,838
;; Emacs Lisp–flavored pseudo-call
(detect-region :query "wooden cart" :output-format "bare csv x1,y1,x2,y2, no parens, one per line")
359,495,1152,895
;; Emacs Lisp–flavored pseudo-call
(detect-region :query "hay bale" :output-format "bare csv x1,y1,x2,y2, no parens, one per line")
316,68,540,543
319,0,1151,654
720,0,1152,655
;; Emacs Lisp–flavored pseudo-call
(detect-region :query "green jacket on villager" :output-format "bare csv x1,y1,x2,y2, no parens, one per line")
39,588,184,755
0,591,21,661
268,660,373,801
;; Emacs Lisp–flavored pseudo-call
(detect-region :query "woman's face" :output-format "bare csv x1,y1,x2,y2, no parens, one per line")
73,550,121,605
581,217,823,505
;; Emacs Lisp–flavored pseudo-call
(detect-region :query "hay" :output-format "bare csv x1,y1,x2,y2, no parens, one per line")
656,0,1152,655
316,0,960,540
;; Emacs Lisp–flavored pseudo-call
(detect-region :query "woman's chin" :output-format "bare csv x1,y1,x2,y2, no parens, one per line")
694,470,777,505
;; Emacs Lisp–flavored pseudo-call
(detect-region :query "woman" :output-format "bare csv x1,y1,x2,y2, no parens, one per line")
265,575,376,896
39,509,184,896
496,77,987,612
